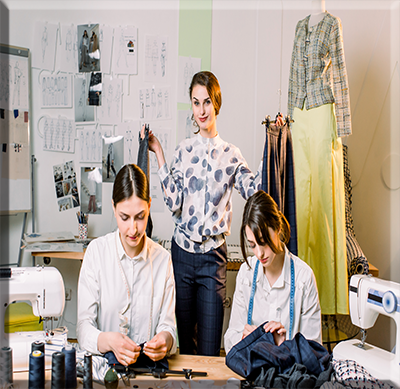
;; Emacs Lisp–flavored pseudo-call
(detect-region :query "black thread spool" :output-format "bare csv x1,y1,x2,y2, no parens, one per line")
62,344,77,388
51,351,65,389
31,340,45,354
83,353,93,389
0,346,13,384
28,350,45,389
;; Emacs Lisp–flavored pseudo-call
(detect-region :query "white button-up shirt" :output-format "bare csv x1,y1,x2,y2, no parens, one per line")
77,230,177,355
224,247,321,354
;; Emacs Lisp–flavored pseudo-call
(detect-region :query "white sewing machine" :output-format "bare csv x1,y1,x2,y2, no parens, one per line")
333,274,400,387
0,266,66,371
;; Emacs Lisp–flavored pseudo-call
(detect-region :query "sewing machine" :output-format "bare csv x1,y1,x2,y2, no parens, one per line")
0,266,66,371
333,274,400,387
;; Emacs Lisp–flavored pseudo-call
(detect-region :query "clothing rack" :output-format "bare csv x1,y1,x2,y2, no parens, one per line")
261,114,294,128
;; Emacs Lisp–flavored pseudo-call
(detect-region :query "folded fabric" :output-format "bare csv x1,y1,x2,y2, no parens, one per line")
225,322,331,381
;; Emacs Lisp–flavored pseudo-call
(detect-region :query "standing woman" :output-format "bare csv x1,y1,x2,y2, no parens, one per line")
146,71,283,356
80,30,89,70
77,164,177,365
224,191,322,355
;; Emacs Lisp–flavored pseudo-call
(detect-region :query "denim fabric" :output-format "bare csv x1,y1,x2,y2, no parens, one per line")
225,322,330,381
137,125,153,238
171,238,227,356
262,122,298,255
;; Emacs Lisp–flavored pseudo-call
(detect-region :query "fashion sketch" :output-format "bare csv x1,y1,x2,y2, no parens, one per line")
144,35,168,82
41,117,75,153
79,129,102,163
112,26,138,75
178,56,201,103
74,75,94,122
59,24,78,73
32,22,58,71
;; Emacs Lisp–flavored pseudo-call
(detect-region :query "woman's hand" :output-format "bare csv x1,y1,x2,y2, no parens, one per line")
140,124,166,168
97,332,141,366
143,331,173,361
242,324,257,340
263,321,286,346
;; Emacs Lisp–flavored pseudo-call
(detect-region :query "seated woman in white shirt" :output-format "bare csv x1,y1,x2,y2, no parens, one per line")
224,190,322,355
77,164,177,366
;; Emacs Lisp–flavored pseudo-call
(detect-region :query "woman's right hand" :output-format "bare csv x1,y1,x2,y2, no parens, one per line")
140,124,166,168
97,332,141,366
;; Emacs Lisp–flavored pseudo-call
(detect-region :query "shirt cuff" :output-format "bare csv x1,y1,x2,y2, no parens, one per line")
157,163,169,183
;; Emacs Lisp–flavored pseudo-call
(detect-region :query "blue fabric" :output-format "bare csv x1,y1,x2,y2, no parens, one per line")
171,238,227,356
261,122,298,255
104,351,169,370
225,322,331,381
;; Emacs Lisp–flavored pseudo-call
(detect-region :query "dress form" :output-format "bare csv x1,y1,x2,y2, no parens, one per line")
309,0,326,26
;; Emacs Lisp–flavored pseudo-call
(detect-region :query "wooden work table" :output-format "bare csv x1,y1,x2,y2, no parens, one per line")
31,249,380,276
12,354,243,388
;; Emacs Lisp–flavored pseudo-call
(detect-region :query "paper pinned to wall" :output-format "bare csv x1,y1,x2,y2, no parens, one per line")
40,116,75,153
40,73,72,108
112,26,138,75
139,86,171,121
177,110,196,143
74,75,95,123
144,35,168,83
53,160,80,212
116,121,140,165
78,128,103,163
99,25,114,75
177,56,201,103
97,75,123,124
59,24,78,73
32,22,58,71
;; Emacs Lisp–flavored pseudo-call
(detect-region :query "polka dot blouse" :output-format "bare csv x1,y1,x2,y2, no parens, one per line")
158,133,262,254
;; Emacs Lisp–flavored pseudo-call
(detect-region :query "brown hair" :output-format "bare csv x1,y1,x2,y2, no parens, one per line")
189,71,222,116
240,191,290,267
112,164,150,206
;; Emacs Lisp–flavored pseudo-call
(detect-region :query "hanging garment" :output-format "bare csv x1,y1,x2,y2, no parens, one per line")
137,125,153,238
225,321,331,382
261,121,298,255
291,103,348,315
342,144,369,278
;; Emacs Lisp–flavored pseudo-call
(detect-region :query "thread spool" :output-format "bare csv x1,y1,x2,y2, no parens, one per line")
83,353,93,389
51,351,65,389
0,346,13,384
29,350,45,389
31,340,45,354
62,344,77,389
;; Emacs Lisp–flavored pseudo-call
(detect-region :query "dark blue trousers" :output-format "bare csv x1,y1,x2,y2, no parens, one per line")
262,122,298,255
171,239,227,356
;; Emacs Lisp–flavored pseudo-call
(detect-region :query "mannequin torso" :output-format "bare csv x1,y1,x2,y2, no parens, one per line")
309,0,326,26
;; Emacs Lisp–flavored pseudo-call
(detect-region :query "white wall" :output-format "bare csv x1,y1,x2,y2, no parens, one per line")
211,0,400,352
2,0,399,350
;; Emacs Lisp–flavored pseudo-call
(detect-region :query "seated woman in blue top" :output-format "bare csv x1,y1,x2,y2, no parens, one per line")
224,190,322,354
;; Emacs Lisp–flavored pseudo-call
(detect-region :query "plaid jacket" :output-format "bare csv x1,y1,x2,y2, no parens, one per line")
288,12,352,137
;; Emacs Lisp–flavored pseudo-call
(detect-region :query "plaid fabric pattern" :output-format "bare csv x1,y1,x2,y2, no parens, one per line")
288,12,352,137
262,122,298,255
342,144,369,278
332,359,394,389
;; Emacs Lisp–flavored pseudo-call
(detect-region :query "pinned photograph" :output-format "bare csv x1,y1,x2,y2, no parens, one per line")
81,167,102,215
78,24,100,73
88,72,102,106
102,135,124,183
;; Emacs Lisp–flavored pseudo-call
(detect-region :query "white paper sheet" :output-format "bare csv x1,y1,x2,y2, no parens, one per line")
32,22,58,71
144,35,168,83
177,56,201,103
112,26,138,75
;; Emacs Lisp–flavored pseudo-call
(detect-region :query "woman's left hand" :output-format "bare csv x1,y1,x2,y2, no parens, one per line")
142,331,172,361
263,321,287,346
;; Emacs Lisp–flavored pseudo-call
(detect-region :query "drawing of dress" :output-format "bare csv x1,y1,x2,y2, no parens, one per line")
12,62,22,107
41,26,48,62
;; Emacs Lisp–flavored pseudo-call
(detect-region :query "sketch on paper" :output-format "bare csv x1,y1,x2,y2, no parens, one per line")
0,53,29,111
116,121,139,165
59,24,78,73
144,35,168,82
112,26,138,75
177,110,196,142
81,167,102,215
97,76,123,124
40,73,72,108
78,129,103,163
102,135,124,183
178,56,201,103
78,24,100,73
32,22,58,71
139,86,171,121
53,160,80,211
99,25,113,75
40,116,75,153
74,75,95,122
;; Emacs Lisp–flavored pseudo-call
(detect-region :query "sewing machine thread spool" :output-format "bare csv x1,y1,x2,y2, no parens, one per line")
31,340,45,354
51,351,65,389
0,346,13,384
28,350,45,389
83,353,93,389
62,344,77,389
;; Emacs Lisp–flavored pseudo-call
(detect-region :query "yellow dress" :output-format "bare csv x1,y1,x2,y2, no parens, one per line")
292,103,348,315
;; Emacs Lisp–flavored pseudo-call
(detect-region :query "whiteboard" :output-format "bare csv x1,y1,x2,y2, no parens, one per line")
0,44,31,214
